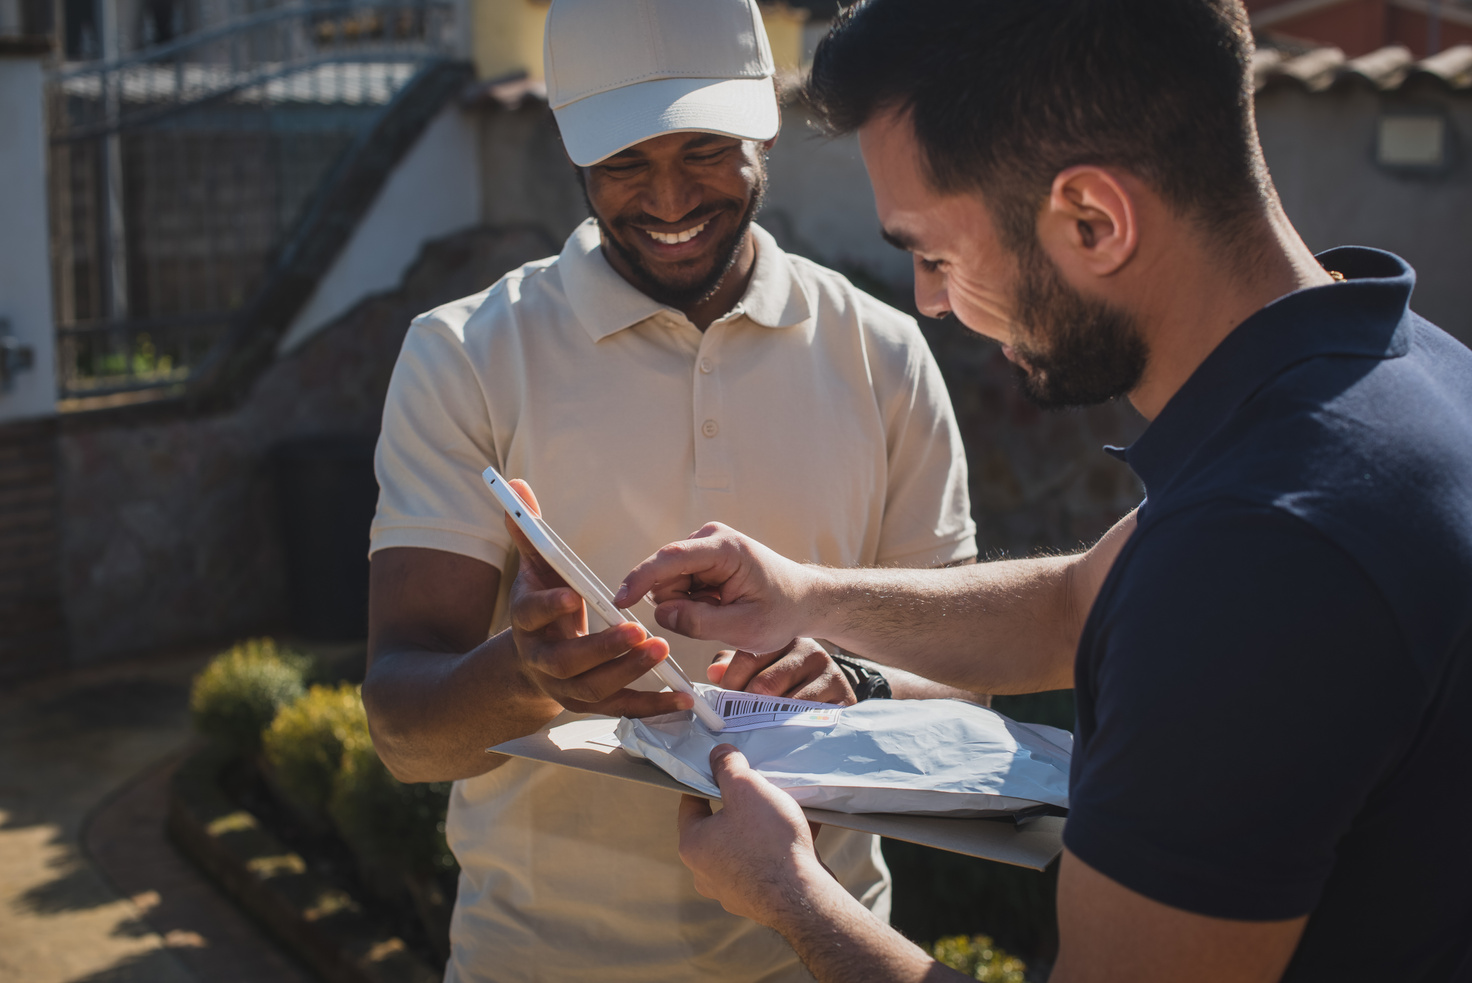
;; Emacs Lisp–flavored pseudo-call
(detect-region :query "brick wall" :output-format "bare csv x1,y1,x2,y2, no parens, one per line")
0,416,66,681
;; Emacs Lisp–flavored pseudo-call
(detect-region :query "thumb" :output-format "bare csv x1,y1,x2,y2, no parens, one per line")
708,743,754,793
502,479,565,588
507,478,542,516
654,597,755,645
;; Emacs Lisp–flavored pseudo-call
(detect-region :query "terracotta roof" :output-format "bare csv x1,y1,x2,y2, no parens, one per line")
460,42,1472,116
1253,43,1472,91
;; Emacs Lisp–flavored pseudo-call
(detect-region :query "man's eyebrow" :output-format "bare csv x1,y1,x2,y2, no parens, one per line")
881,228,919,252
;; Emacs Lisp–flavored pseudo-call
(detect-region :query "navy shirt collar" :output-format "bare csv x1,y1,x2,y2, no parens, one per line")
1113,247,1415,494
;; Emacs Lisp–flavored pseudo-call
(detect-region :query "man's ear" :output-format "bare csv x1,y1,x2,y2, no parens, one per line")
1039,166,1138,278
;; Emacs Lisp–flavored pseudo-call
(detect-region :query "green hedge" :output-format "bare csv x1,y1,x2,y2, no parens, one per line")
190,640,454,887
926,934,1028,982
262,682,366,818
189,639,311,755
329,737,455,881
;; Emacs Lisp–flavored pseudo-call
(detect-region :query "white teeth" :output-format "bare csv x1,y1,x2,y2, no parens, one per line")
648,221,708,245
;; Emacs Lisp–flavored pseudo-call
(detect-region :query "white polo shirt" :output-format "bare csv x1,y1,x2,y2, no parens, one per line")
372,220,976,983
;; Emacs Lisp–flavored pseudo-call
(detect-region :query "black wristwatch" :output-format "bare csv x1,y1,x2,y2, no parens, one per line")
830,652,892,701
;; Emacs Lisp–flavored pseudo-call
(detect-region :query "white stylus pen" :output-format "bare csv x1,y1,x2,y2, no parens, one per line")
481,466,725,732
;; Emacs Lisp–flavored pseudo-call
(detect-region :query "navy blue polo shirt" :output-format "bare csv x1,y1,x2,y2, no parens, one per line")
1064,247,1472,981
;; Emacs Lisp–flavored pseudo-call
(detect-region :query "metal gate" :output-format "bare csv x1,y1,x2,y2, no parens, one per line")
45,0,458,405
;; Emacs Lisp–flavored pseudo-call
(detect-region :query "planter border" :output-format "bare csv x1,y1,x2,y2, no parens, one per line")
167,742,440,983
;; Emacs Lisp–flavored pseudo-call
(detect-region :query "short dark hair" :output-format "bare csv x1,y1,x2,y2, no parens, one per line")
805,0,1267,251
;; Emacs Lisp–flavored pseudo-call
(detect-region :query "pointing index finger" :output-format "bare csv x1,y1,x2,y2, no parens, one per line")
616,535,729,607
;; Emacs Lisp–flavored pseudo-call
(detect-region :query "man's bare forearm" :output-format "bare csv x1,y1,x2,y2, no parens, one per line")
849,657,992,705
767,868,968,983
800,554,1078,694
362,627,563,783
794,511,1136,695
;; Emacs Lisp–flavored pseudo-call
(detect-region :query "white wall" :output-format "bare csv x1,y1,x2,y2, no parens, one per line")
0,56,57,422
1257,82,1472,346
277,102,483,354
0,0,23,35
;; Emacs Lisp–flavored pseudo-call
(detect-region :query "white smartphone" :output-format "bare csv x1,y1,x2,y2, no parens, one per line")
481,465,725,732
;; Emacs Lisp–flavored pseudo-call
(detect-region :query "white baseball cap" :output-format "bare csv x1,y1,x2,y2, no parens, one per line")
544,0,780,167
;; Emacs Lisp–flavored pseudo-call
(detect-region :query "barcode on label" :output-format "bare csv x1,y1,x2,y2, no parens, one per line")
719,697,797,716
715,694,843,733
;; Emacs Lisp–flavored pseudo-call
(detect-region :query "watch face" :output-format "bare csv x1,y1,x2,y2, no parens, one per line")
832,653,890,701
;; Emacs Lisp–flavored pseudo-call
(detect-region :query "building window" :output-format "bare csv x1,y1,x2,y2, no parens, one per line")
1377,113,1448,171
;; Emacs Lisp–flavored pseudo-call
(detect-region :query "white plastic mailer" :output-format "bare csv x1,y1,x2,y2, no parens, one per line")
616,685,1072,818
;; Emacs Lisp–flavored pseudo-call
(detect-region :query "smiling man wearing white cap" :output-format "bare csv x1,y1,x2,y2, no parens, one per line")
362,0,980,979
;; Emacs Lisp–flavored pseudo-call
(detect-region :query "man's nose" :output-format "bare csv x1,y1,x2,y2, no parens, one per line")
913,262,950,320
641,169,704,224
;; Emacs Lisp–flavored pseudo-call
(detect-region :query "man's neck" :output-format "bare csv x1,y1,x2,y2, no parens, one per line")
683,232,758,331
1126,202,1333,420
599,231,759,333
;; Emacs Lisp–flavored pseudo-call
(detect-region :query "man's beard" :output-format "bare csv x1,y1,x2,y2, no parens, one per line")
585,169,767,311
1007,235,1148,410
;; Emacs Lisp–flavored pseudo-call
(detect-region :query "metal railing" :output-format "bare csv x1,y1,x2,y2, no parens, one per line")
46,0,458,404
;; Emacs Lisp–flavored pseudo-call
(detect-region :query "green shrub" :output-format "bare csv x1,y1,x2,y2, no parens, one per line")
189,638,311,755
262,683,366,818
328,734,455,880
926,934,1028,982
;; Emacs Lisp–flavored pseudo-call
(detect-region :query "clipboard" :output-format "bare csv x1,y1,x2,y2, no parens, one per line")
493,716,1066,870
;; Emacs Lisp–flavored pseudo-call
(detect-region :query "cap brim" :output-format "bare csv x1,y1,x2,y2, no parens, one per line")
555,75,779,167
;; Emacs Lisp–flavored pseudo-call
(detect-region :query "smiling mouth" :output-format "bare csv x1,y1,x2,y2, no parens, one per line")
645,220,710,245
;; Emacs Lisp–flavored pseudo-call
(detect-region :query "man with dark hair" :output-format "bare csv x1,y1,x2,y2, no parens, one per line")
606,1,1472,980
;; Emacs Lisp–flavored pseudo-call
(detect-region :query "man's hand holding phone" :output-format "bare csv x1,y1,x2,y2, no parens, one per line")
502,478,693,720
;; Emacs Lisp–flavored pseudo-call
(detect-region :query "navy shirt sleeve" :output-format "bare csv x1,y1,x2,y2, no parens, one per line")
1063,503,1423,921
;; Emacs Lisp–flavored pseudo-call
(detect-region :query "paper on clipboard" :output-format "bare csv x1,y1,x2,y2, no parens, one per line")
492,717,1066,870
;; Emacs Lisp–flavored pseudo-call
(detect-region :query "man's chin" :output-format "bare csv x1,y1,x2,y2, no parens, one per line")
638,264,729,309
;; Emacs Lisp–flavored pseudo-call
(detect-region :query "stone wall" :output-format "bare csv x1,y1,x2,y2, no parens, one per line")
55,225,557,667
